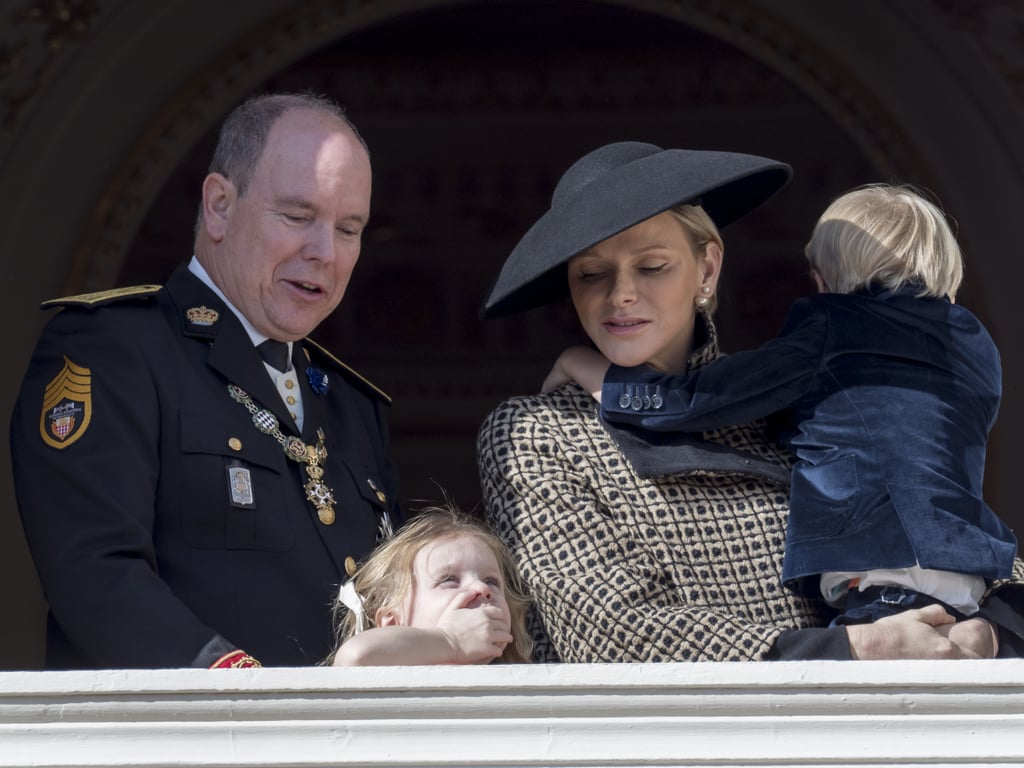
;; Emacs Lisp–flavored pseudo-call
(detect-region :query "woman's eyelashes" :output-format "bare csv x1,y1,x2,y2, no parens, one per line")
575,262,669,281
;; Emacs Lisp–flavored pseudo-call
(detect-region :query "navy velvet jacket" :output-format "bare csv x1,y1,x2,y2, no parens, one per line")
602,286,1017,597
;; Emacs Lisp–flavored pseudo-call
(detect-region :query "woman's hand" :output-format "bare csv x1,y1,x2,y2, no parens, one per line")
541,346,611,400
846,604,998,659
939,616,1000,658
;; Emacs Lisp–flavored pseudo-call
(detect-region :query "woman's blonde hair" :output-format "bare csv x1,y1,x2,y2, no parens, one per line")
326,503,533,663
669,203,724,313
805,183,963,299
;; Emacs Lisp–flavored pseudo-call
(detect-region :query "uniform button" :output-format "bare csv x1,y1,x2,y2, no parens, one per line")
286,395,296,405
285,380,295,390
344,557,357,576
228,437,242,451
290,411,298,421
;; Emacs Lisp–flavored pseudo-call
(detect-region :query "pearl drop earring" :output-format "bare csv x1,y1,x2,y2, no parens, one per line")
695,285,712,308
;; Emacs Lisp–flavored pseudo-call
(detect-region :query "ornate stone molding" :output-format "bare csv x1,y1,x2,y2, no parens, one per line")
63,0,1024,293
68,0,914,293
0,0,102,132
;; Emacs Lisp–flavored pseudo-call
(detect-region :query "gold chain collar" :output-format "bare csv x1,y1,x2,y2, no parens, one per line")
226,383,337,525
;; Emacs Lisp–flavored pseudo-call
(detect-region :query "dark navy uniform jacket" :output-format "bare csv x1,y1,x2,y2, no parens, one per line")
602,286,1017,598
11,266,401,668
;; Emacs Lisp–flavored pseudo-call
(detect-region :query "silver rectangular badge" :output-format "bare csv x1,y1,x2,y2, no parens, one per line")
227,465,255,508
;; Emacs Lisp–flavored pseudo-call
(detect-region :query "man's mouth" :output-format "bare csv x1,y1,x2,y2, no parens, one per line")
288,280,323,295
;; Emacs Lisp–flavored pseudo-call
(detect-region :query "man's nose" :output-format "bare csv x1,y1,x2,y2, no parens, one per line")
304,224,337,262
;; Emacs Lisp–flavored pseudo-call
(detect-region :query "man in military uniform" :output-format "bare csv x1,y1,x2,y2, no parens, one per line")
10,92,401,668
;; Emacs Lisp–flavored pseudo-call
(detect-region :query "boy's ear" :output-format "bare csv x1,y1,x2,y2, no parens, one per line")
811,270,830,293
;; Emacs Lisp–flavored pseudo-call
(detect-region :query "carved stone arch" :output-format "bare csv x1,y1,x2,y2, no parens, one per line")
72,0,947,292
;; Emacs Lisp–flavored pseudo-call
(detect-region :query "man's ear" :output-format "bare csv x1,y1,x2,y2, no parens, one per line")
201,172,236,243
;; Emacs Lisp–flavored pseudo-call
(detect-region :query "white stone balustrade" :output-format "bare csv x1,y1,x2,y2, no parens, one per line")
2,660,1024,767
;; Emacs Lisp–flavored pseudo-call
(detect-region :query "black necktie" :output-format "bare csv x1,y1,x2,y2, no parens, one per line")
257,339,290,373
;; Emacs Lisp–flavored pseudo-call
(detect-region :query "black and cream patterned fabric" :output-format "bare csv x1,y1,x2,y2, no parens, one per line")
477,319,838,662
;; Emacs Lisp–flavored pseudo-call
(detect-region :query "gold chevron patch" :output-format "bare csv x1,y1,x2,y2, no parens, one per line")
39,356,92,450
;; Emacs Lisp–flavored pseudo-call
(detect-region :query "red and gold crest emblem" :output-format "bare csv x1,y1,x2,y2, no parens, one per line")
39,356,92,450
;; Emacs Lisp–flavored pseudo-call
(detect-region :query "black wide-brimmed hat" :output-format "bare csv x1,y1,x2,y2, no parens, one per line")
480,141,792,318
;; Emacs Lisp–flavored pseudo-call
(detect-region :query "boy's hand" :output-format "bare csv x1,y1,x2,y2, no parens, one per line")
541,346,611,401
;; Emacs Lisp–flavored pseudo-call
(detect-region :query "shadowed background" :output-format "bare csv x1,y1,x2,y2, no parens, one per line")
2,0,1022,668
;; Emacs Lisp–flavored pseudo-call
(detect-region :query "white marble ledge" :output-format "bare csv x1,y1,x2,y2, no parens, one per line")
2,660,1024,767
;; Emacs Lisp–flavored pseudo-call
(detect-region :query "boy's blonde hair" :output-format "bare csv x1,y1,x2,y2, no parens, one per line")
327,503,533,663
805,183,963,299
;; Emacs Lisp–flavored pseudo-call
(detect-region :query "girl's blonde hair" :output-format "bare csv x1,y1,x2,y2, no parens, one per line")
805,183,963,299
327,503,533,663
668,203,724,313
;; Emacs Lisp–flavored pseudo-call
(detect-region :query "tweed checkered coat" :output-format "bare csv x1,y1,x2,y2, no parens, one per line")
478,318,837,662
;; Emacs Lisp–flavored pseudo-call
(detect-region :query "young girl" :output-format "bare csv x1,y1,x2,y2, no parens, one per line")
326,504,533,665
546,183,1017,653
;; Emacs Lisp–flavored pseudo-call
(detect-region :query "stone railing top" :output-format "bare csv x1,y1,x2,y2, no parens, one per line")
2,660,1023,766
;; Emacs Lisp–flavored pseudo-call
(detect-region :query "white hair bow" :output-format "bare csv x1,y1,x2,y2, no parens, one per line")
338,580,366,634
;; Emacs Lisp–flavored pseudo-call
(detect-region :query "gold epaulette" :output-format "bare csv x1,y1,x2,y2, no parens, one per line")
40,284,163,310
303,337,391,404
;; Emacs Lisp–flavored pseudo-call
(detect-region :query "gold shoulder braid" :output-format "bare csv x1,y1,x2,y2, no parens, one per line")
40,284,162,309
226,384,337,525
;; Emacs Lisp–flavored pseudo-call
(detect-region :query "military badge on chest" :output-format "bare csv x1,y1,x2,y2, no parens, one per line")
226,383,337,525
227,462,256,508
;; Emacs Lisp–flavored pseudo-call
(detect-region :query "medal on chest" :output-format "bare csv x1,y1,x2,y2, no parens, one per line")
227,383,337,524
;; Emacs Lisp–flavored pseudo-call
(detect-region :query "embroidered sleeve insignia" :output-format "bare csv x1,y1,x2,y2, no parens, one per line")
39,356,92,449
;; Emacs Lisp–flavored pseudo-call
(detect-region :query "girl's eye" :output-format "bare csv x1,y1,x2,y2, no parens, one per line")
485,577,503,589
576,270,606,282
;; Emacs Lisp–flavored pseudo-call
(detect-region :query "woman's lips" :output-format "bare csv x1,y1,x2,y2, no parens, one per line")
603,318,649,336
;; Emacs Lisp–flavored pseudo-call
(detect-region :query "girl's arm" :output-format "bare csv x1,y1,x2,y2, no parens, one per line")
333,593,512,666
